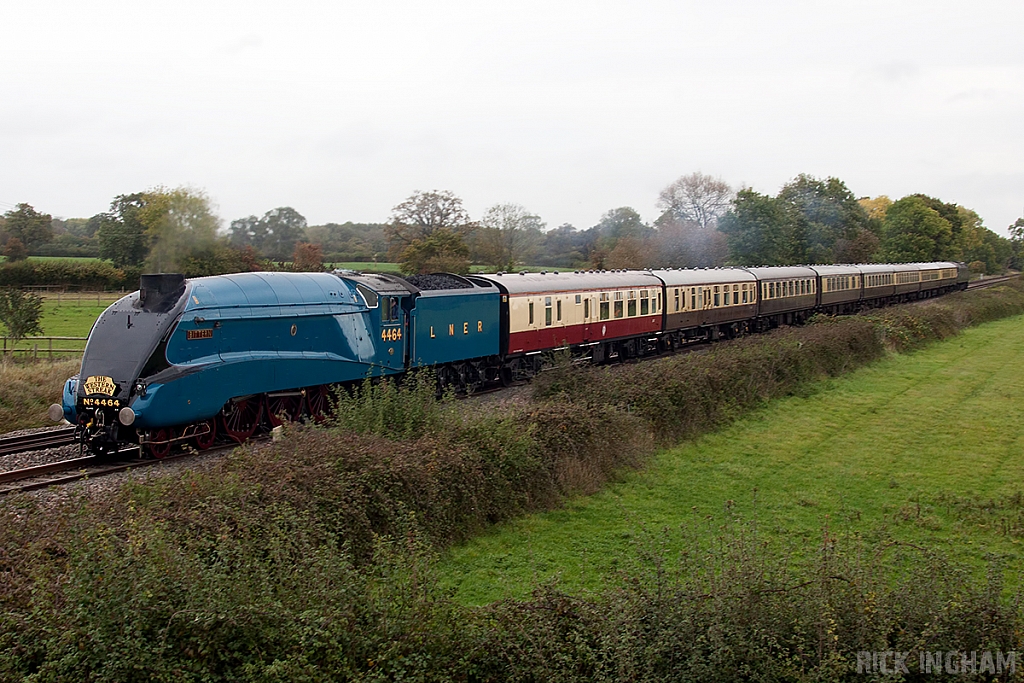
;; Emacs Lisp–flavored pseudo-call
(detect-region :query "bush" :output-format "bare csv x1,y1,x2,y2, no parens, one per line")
0,260,140,290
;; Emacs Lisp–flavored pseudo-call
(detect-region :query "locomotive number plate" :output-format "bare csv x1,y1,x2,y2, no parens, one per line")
187,328,214,340
81,397,122,408
83,375,116,396
381,327,402,342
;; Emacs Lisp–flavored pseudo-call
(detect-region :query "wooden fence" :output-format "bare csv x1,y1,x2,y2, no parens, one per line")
1,336,88,358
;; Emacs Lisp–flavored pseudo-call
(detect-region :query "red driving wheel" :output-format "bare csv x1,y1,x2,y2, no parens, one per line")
304,385,331,423
148,428,172,459
221,397,263,443
194,418,217,450
266,394,303,427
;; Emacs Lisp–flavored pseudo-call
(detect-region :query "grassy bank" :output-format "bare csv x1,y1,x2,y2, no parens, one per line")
0,359,79,430
441,312,1024,603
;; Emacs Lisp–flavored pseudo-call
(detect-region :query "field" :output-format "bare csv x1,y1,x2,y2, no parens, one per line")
440,312,1024,604
0,293,119,357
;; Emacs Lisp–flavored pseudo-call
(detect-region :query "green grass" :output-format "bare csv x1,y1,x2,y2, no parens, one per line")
0,295,119,355
439,313,1024,605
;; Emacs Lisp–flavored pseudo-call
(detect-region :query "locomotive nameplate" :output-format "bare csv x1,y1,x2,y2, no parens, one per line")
83,375,116,396
81,397,122,408
187,328,214,340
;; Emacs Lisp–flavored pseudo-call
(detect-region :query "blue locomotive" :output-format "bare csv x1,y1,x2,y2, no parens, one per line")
53,262,967,456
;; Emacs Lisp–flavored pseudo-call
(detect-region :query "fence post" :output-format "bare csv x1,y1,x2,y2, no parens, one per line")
49,337,53,359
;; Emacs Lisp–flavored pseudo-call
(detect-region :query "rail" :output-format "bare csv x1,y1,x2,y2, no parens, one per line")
0,426,78,456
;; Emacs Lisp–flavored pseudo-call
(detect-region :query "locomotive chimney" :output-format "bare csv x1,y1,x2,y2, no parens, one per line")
139,273,186,311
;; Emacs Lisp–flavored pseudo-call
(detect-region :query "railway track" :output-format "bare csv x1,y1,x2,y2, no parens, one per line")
967,274,1020,290
0,426,78,456
0,445,237,497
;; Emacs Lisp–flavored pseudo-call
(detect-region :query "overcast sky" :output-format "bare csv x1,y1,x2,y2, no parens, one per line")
2,0,1022,235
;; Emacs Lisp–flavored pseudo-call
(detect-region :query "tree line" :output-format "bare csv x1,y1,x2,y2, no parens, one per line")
2,174,1022,277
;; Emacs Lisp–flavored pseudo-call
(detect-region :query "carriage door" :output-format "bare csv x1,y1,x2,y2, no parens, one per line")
378,295,407,371
582,293,592,341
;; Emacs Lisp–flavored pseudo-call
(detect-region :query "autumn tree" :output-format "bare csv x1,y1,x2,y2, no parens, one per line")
3,203,53,252
474,203,544,271
385,190,475,260
292,242,324,272
3,237,27,262
657,172,734,230
399,229,470,275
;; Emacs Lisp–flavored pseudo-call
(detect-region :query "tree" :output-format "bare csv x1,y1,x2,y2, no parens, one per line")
229,208,308,261
1009,217,1024,270
881,196,955,262
261,207,307,261
399,229,470,274
474,203,544,271
385,190,475,260
718,189,800,266
651,215,729,267
0,288,43,351
145,188,221,273
777,175,869,263
3,204,53,252
292,242,324,272
98,193,153,267
657,172,734,230
3,237,27,262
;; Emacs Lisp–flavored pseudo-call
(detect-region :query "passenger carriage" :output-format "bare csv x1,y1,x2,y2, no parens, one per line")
654,268,757,342
811,264,863,315
744,266,818,329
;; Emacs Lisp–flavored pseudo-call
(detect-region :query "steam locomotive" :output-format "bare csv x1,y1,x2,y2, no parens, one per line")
52,262,968,456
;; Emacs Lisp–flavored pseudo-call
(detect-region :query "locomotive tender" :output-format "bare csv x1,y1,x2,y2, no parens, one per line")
52,261,968,456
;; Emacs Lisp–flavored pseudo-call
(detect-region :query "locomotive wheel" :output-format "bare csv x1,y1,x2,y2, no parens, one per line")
194,418,217,450
266,394,303,427
222,397,263,443
148,428,172,459
304,385,331,423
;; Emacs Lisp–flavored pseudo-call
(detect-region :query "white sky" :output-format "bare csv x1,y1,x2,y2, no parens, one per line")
2,0,1022,235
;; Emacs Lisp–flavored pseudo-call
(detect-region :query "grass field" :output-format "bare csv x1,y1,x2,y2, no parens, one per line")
0,294,119,356
439,313,1024,605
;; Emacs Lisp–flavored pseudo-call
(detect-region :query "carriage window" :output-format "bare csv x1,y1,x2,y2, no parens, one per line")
545,297,553,326
529,302,534,325
557,299,562,321
691,288,697,310
584,298,590,319
713,286,721,307
614,300,623,318
628,298,637,316
742,285,748,304
674,289,680,312
641,295,649,315
575,294,581,304
733,285,739,304
600,301,609,320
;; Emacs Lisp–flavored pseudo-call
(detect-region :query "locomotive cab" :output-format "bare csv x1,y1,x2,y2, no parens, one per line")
61,274,188,454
